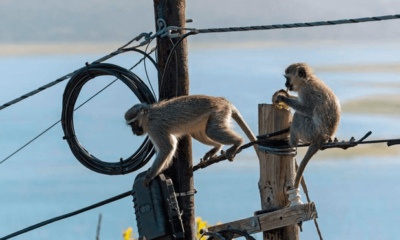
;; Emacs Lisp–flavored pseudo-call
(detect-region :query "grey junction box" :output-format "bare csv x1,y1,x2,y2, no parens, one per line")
133,172,184,240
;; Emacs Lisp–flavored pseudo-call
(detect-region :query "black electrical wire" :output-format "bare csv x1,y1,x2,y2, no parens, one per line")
159,31,196,98
61,63,157,175
0,47,158,166
0,190,132,240
143,40,157,99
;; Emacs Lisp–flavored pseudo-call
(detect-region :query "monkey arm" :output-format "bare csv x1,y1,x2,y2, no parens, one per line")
278,96,314,117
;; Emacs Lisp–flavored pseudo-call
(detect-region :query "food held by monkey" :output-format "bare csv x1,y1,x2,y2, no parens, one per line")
277,102,290,110
125,95,258,186
272,63,341,189
272,89,290,110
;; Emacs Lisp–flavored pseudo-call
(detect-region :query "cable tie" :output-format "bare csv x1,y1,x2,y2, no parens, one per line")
85,62,95,79
62,135,76,140
119,158,124,175
175,189,197,197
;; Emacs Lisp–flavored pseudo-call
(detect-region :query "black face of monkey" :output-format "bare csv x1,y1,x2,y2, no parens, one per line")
128,120,144,136
284,75,293,91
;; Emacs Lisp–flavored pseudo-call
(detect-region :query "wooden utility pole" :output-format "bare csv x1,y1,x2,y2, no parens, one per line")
258,104,299,240
153,1,195,240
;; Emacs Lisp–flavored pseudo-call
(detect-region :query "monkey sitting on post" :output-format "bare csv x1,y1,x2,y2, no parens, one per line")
272,63,341,189
125,95,258,186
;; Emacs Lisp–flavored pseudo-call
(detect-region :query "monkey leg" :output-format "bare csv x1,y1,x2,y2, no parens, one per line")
144,134,178,187
205,113,244,161
191,132,223,160
294,143,323,189
290,113,316,146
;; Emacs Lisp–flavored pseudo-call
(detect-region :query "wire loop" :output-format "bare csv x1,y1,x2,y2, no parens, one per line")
61,63,156,175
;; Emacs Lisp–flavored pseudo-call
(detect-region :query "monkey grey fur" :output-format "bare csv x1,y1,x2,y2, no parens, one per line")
272,63,341,189
125,95,258,186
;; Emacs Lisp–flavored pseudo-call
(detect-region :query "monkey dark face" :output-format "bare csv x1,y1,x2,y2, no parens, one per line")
128,120,144,136
125,103,151,136
284,75,292,91
284,74,302,92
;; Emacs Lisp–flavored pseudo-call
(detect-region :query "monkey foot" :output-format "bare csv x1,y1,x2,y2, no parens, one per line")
221,150,235,162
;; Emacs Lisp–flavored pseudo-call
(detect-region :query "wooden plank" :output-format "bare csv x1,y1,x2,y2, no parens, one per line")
207,202,317,238
258,202,317,231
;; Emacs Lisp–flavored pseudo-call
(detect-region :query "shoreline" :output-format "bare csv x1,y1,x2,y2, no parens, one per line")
1,40,399,56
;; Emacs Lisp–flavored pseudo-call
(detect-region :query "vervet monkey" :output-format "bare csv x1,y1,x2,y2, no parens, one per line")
125,95,258,186
272,63,341,189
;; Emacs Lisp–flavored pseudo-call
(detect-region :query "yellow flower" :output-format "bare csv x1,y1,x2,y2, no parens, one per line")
123,227,136,240
196,217,209,240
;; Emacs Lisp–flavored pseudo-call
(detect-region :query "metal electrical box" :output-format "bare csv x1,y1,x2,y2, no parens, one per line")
133,172,184,240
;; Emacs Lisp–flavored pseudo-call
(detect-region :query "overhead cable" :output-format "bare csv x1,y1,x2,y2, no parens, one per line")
0,47,157,165
193,14,400,34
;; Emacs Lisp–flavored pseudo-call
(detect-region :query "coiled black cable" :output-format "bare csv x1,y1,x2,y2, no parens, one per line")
61,63,156,175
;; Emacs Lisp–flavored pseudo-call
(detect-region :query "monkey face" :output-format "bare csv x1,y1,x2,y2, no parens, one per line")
128,120,145,136
284,74,301,92
125,103,151,136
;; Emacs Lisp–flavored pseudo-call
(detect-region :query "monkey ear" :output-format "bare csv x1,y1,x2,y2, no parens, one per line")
297,67,307,79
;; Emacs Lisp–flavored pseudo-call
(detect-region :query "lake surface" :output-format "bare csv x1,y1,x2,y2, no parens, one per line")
1,42,400,240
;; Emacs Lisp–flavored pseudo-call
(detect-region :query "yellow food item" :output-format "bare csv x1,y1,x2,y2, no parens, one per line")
277,102,290,110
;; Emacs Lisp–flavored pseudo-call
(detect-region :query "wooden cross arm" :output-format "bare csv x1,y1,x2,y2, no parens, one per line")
206,202,317,238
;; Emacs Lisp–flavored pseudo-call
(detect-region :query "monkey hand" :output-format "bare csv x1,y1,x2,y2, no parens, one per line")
272,89,288,103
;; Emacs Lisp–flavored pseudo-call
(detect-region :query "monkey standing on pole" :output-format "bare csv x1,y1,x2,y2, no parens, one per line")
272,63,341,189
125,95,258,186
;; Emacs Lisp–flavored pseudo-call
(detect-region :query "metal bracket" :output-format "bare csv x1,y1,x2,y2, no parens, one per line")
175,189,197,197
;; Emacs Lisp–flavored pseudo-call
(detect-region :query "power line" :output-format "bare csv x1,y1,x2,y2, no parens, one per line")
0,42,156,112
192,14,400,34
0,191,132,240
0,47,157,165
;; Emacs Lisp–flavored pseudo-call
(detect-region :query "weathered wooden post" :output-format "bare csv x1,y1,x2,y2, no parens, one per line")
206,104,316,237
153,1,196,239
258,104,299,240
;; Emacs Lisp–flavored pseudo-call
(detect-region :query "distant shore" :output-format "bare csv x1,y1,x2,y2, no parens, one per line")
314,64,400,73
0,43,122,56
1,40,399,56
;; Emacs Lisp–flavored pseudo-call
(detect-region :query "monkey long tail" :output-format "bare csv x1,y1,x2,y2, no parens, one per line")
231,107,258,155
294,143,323,189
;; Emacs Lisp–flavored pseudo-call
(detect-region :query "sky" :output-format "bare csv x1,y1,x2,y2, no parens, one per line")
1,1,400,240
0,0,400,44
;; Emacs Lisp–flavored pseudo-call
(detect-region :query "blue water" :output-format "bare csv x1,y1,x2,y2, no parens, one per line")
1,42,400,240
